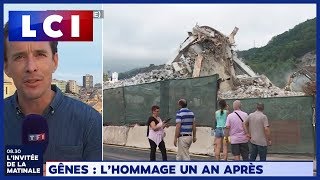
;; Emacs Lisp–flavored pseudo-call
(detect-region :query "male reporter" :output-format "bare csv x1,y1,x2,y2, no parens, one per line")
3,22,102,161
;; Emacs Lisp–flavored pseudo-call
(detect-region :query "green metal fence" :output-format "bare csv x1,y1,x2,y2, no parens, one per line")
103,87,125,124
103,75,219,126
226,96,315,154
103,75,315,154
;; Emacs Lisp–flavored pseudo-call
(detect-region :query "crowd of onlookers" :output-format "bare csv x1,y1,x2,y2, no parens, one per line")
146,99,271,161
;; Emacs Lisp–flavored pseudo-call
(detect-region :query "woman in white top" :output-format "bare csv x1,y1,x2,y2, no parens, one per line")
147,105,168,161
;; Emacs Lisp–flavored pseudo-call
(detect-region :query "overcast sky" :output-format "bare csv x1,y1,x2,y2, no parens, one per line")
103,4,316,73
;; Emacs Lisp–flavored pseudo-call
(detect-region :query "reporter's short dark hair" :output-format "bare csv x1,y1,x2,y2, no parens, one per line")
3,21,58,62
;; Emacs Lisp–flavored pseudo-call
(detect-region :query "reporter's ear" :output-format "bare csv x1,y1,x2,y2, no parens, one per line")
52,53,58,73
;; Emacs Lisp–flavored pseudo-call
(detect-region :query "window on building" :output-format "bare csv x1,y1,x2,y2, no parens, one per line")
5,87,8,95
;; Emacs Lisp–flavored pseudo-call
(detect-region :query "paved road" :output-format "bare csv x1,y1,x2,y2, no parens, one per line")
104,144,314,161
104,144,316,175
104,144,211,161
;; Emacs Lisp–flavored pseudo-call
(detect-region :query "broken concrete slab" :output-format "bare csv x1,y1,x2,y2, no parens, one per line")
192,54,203,77
172,62,183,72
233,57,257,77
167,35,197,65
228,27,239,45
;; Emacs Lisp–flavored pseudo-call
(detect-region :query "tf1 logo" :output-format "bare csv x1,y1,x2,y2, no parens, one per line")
9,10,93,41
28,133,46,142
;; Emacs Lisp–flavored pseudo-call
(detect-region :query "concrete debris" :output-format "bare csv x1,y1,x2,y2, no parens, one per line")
167,36,197,65
219,74,304,99
172,62,183,72
235,74,272,88
103,64,191,89
285,65,316,96
219,84,305,99
286,52,316,96
233,57,257,77
105,24,307,98
166,24,259,91
228,27,239,45
192,54,203,77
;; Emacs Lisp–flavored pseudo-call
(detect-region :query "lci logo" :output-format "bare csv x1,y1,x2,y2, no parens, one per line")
8,10,93,41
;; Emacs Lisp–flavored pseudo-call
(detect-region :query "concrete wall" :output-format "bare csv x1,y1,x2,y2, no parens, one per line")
103,126,130,145
104,125,215,156
125,125,149,148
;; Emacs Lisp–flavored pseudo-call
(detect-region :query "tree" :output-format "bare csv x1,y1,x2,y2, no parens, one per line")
237,18,315,87
103,73,108,82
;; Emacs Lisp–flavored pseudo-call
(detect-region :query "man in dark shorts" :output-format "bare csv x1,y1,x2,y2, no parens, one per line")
225,100,250,161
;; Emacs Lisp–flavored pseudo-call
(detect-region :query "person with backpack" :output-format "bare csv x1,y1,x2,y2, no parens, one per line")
147,105,169,161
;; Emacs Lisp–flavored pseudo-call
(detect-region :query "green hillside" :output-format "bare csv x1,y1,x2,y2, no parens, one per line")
118,64,165,80
237,18,316,87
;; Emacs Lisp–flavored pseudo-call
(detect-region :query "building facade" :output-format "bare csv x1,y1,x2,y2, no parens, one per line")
52,79,67,93
112,72,118,82
4,73,16,98
83,74,93,89
67,80,80,94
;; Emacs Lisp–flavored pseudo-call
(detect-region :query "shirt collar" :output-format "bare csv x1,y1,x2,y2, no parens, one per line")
11,85,63,115
49,85,63,112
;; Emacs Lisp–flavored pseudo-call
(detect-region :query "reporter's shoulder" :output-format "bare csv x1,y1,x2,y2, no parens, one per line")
4,95,16,112
63,95,102,119
4,95,13,105
4,96,13,117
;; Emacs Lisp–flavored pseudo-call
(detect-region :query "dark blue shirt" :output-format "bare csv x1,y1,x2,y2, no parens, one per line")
4,85,102,161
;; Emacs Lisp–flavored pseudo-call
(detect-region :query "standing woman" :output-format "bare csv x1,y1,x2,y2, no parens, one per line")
214,100,229,161
147,105,168,161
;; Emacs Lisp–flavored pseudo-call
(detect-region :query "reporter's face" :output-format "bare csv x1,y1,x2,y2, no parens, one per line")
4,41,58,100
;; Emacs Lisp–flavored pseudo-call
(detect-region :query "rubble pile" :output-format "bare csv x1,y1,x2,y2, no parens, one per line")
103,65,190,89
105,24,307,98
219,74,304,99
285,65,316,96
166,25,242,91
220,84,305,99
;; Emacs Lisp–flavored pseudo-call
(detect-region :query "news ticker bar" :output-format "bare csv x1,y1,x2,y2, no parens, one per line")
45,161,314,177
